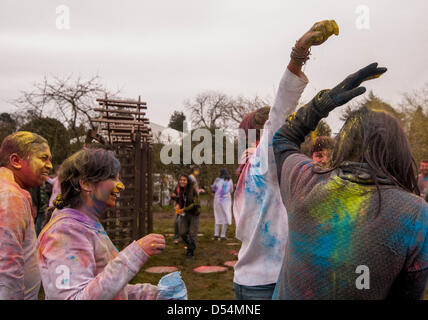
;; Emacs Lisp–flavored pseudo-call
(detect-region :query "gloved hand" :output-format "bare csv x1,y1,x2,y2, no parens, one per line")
313,63,387,114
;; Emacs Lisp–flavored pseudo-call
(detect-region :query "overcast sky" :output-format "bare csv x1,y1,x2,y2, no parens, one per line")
1,0,427,134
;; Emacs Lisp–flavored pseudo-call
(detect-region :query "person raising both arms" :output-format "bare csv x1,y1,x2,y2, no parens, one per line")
232,20,339,300
273,63,428,299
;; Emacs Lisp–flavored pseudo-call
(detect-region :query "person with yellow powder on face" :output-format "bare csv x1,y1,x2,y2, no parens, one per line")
0,131,53,300
38,148,173,300
311,136,334,168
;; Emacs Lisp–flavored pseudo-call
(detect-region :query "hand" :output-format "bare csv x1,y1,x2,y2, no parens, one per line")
176,208,184,215
199,188,205,193
328,62,387,107
172,193,177,198
296,20,339,51
138,233,165,257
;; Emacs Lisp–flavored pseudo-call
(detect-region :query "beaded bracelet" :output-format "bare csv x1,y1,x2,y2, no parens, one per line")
290,44,311,66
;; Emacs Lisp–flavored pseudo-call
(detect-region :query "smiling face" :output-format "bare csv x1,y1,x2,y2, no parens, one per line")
420,162,428,176
91,174,125,209
179,176,188,188
312,149,329,167
16,143,53,188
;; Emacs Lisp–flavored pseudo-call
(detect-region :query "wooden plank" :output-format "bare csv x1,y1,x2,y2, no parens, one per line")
140,142,147,236
97,98,147,105
134,132,142,240
96,98,146,104
100,127,150,133
99,115,135,121
147,146,153,233
92,118,148,125
94,108,146,116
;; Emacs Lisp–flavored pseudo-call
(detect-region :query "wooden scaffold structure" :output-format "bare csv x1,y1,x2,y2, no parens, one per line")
86,95,154,249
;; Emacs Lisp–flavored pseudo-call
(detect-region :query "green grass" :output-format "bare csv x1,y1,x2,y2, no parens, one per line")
130,211,238,300
38,208,428,300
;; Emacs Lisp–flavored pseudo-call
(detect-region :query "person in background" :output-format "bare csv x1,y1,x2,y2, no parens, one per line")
171,179,182,245
273,62,428,299
189,165,205,194
38,148,166,299
211,169,233,240
29,185,50,236
232,20,339,300
311,136,334,168
47,171,61,208
0,131,53,299
417,160,428,198
174,173,200,257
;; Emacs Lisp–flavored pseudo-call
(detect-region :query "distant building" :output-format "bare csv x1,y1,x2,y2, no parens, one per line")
149,122,183,145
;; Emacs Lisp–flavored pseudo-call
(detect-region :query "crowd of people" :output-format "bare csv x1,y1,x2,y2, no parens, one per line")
0,19,427,300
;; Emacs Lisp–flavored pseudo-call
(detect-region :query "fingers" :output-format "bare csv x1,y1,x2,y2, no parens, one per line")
138,233,166,256
297,19,339,50
308,31,325,45
336,87,367,105
355,63,387,85
328,20,339,36
310,20,340,45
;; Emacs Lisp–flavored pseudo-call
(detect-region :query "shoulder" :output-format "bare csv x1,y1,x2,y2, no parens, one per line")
40,210,97,243
383,188,428,220
0,185,32,216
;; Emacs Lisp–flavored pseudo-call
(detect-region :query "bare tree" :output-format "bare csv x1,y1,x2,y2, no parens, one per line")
225,95,271,126
400,83,428,112
13,74,118,139
185,91,271,129
185,91,232,129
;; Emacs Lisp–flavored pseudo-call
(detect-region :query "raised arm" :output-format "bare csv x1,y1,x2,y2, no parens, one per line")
268,20,339,134
273,62,387,182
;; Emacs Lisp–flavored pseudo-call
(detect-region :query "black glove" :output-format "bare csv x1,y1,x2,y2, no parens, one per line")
314,63,387,114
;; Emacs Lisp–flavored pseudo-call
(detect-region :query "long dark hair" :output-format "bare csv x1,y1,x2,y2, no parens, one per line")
319,107,419,195
44,148,121,226
219,168,231,181
175,173,196,206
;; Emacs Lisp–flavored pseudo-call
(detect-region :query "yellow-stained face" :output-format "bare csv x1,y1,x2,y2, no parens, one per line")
18,143,53,188
92,173,125,208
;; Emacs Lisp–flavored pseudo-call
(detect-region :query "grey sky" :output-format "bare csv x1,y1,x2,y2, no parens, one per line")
1,0,427,134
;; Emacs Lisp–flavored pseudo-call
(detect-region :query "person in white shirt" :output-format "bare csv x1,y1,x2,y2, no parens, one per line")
232,20,339,299
211,169,234,240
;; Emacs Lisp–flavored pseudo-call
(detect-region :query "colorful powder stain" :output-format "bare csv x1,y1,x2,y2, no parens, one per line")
307,176,370,267
260,221,280,249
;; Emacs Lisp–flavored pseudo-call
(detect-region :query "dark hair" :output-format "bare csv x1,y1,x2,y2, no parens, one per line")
50,148,121,210
176,172,197,205
219,168,231,180
0,131,48,166
320,107,419,196
177,172,194,191
311,136,334,155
